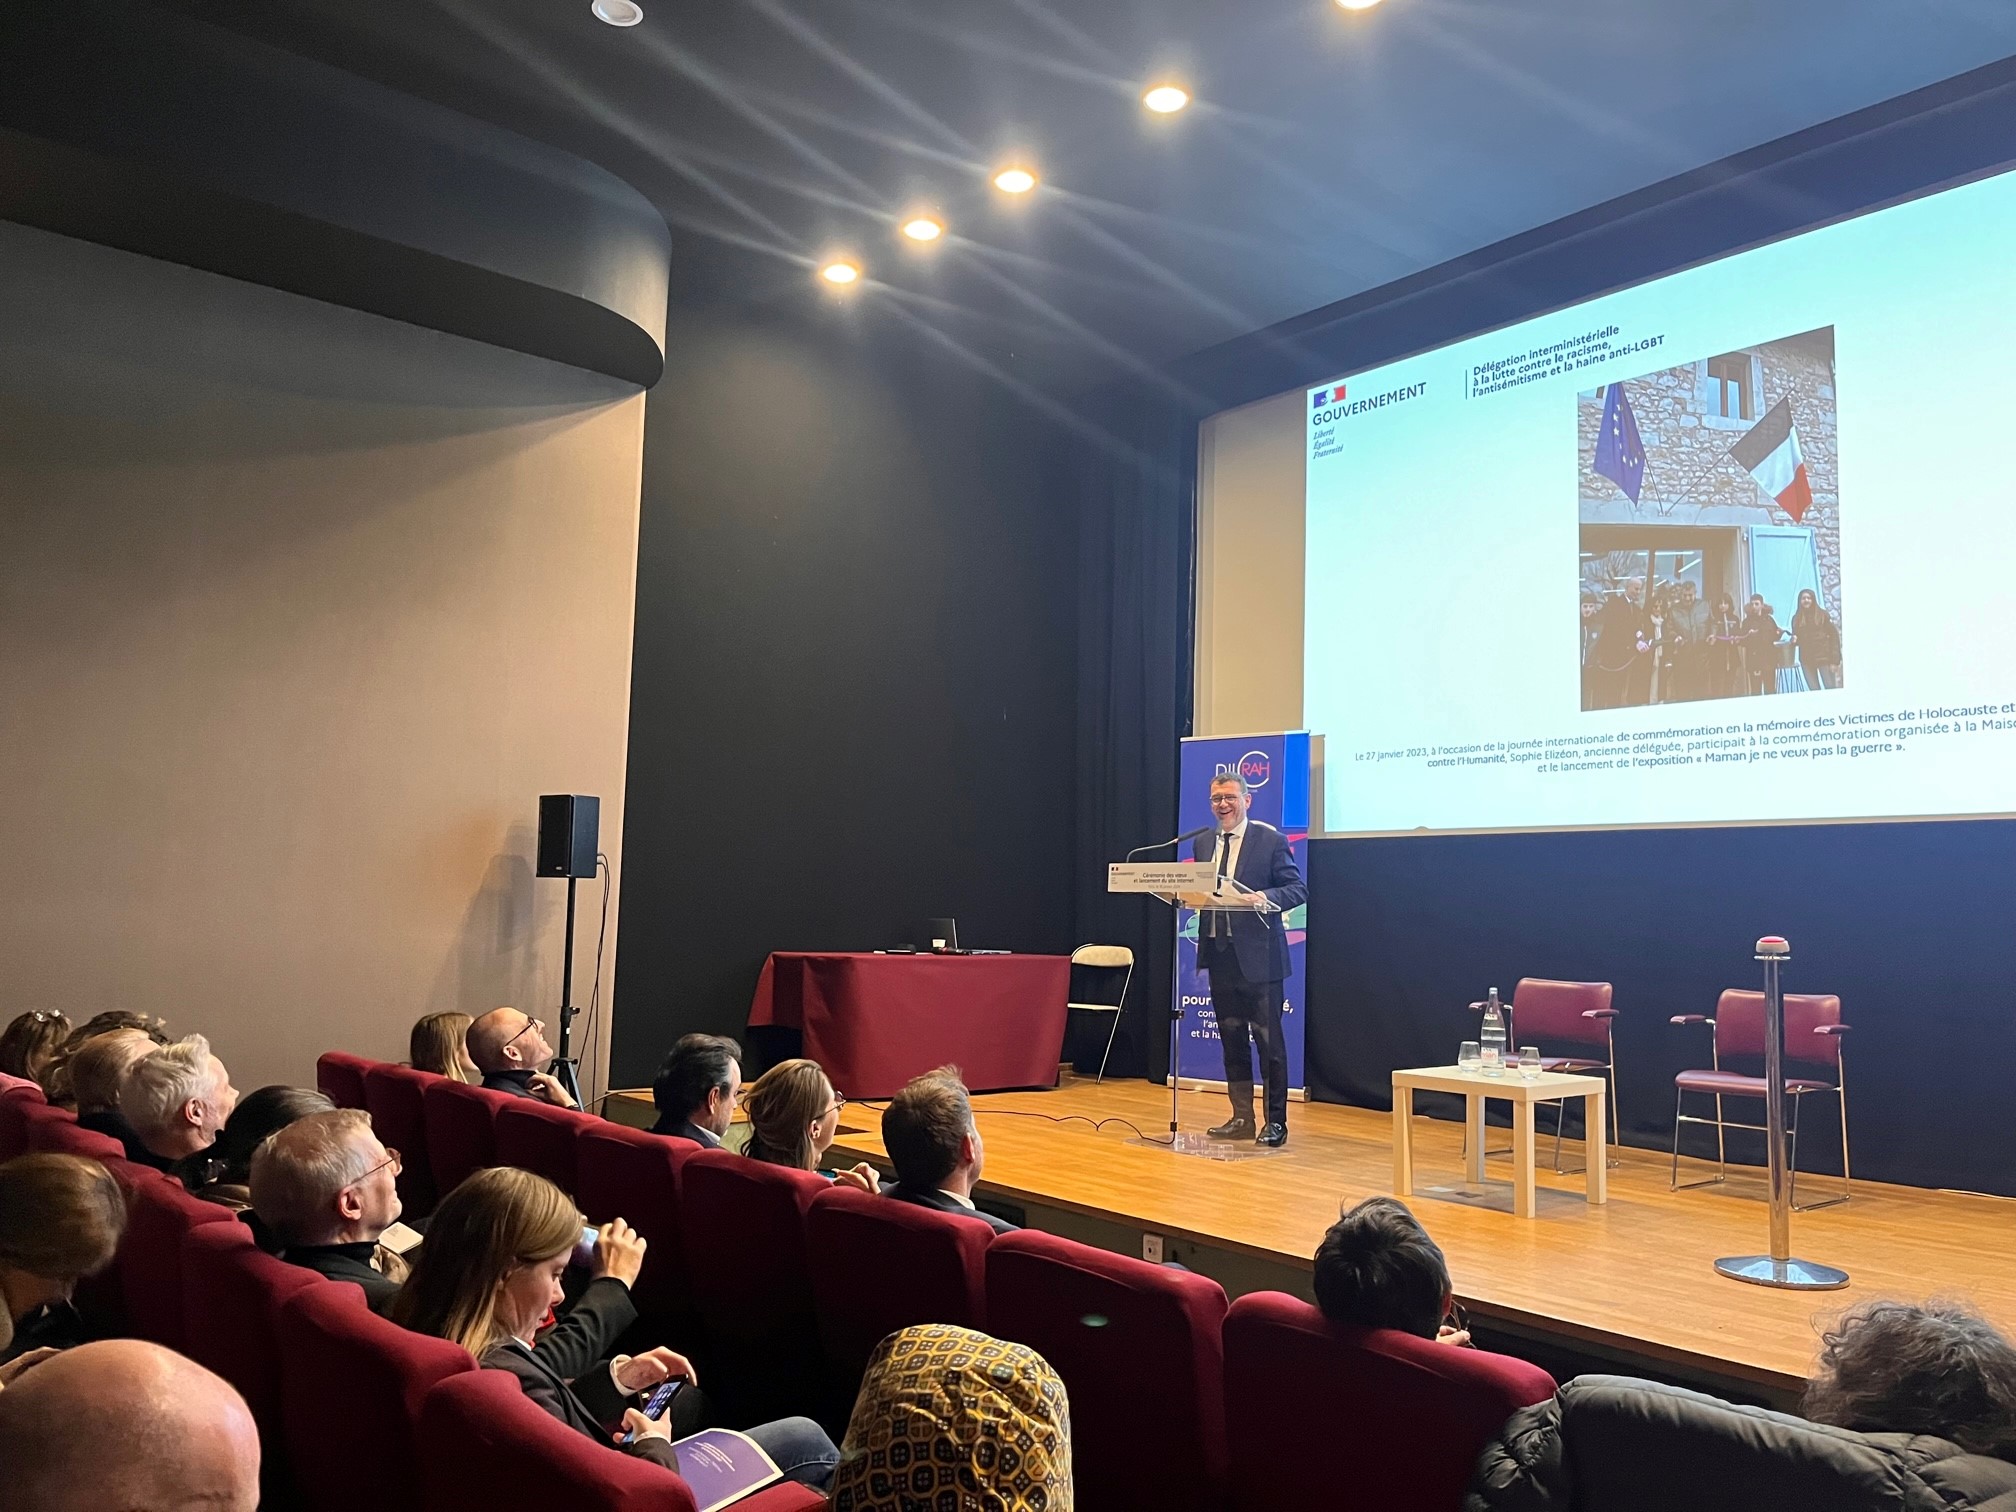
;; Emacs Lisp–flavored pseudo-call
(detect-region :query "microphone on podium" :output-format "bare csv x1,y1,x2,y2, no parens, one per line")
1124,824,1214,860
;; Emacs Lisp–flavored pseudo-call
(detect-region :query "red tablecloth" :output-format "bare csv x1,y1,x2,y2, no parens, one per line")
748,952,1071,1099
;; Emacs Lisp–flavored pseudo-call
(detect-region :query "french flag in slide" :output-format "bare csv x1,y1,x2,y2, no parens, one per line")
1727,397,1813,522
1311,384,1345,407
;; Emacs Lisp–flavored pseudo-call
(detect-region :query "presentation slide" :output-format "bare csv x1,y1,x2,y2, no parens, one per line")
1305,162,2016,834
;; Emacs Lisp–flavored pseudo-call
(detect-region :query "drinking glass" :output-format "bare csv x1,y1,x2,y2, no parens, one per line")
1517,1045,1542,1081
1458,1040,1482,1072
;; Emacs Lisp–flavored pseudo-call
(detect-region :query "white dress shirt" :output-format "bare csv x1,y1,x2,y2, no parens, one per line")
1212,818,1249,897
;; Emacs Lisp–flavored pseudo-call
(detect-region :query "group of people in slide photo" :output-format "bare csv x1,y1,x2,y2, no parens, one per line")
1581,581,1843,711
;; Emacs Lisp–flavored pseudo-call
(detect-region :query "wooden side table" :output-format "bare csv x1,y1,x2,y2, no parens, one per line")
1392,1065,1608,1218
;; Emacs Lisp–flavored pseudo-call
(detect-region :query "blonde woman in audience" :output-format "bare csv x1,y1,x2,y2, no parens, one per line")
66,1030,158,1156
408,1010,479,1083
740,1058,877,1194
37,1010,170,1106
393,1167,838,1490
0,1155,126,1366
0,1011,69,1086
832,1324,1072,1512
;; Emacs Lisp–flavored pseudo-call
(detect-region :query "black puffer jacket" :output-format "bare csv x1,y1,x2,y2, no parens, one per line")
1466,1375,2016,1512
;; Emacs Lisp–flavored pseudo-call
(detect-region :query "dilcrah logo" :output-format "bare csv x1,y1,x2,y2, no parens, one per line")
1313,379,1425,423
1217,749,1272,790
1311,384,1346,408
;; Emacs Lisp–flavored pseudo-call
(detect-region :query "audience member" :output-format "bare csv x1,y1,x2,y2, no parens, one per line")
741,1058,876,1194
1803,1299,2016,1458
393,1168,838,1487
650,1033,742,1147
880,1067,1015,1233
0,1010,69,1085
0,1339,259,1512
66,1029,158,1153
409,1010,479,1083
0,1155,126,1365
185,1085,334,1209
468,1007,578,1108
1313,1196,1470,1345
119,1034,239,1173
249,1109,406,1311
37,1010,169,1106
832,1324,1071,1512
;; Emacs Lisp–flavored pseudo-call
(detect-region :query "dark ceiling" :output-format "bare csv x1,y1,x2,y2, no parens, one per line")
166,0,2016,394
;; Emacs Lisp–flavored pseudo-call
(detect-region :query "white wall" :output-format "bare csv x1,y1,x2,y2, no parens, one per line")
0,224,643,1095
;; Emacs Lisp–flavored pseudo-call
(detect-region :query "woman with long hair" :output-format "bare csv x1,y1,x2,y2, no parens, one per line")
0,1011,70,1086
1791,588,1843,692
184,1085,334,1209
0,1154,126,1365
393,1168,837,1490
408,1011,479,1083
1705,592,1744,699
740,1059,877,1194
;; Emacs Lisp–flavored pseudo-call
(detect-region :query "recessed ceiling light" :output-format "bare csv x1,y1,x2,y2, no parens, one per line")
901,216,944,242
992,167,1038,195
1142,84,1191,115
1335,0,1384,9
591,0,644,26
819,259,861,286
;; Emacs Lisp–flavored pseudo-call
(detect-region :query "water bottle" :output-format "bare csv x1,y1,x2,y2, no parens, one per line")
1480,987,1507,1076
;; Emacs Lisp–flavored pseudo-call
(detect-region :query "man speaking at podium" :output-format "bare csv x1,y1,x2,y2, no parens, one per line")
1193,770,1306,1148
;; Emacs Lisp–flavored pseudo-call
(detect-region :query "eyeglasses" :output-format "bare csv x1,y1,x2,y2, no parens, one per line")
825,1096,848,1117
350,1147,402,1186
502,1017,545,1050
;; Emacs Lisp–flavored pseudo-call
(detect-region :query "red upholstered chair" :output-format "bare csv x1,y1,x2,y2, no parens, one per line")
27,1110,127,1162
118,1175,241,1351
278,1282,475,1512
423,1077,512,1196
0,1073,45,1160
1671,989,1851,1210
182,1220,326,1506
495,1097,586,1194
575,1122,701,1342
986,1228,1230,1512
807,1183,991,1407
315,1050,374,1109
1223,1292,1554,1512
364,1063,440,1217
680,1149,830,1427
1511,977,1620,1168
419,1369,828,1512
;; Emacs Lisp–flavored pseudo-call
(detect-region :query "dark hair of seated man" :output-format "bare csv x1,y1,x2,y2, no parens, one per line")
1802,1299,2016,1460
881,1067,974,1192
1312,1195,1450,1340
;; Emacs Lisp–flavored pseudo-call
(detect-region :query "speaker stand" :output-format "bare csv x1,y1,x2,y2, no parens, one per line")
550,873,584,1108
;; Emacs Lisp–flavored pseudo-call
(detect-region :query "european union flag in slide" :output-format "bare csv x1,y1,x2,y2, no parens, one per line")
1593,382,1645,504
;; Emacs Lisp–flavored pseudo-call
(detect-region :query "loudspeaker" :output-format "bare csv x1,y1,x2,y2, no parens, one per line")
537,795,599,879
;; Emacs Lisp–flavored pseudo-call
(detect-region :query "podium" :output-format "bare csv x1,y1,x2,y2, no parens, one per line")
1107,860,1284,1159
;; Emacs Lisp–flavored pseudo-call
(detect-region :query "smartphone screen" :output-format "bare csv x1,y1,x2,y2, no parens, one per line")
621,1378,685,1443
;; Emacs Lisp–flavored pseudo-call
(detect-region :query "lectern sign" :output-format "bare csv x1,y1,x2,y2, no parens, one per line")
1108,861,1218,894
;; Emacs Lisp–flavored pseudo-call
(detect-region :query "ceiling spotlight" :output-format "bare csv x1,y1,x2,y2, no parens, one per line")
591,0,644,26
901,216,944,242
819,259,861,286
1335,0,1385,9
992,166,1038,195
1142,84,1191,115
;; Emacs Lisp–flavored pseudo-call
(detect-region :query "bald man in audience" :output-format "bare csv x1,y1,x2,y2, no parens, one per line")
0,1338,260,1511
468,1007,577,1109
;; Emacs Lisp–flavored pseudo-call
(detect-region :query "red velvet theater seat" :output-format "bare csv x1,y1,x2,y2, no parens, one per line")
419,1369,827,1512
363,1062,440,1216
575,1121,701,1340
314,1050,374,1110
1223,1291,1554,1512
422,1076,512,1196
26,1109,126,1162
118,1175,240,1352
279,1283,475,1512
0,1074,44,1161
494,1096,587,1195
807,1183,991,1402
986,1228,1230,1512
680,1149,830,1427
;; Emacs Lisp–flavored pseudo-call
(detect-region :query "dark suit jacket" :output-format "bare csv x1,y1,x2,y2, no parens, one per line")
482,1276,679,1471
283,1242,400,1314
482,1069,542,1100
649,1114,722,1149
1192,820,1308,982
882,1182,1019,1234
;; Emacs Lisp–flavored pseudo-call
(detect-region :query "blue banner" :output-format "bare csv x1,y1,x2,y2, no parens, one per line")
1174,733,1311,1093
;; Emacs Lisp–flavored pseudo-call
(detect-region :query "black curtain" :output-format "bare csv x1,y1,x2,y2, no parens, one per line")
1069,391,1200,1083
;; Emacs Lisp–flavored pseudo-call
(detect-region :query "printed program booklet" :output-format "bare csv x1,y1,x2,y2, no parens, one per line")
671,1428,782,1512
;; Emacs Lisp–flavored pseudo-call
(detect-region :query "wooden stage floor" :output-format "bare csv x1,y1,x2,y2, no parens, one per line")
823,1076,2016,1402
